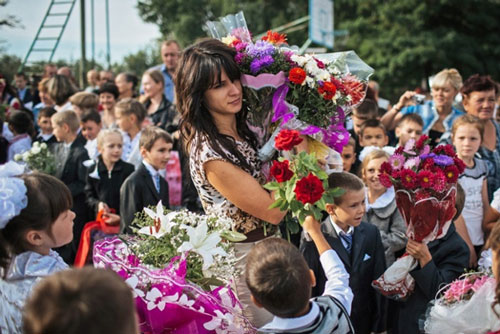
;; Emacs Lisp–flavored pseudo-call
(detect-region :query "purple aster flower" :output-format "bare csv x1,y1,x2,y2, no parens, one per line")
434,154,454,166
249,55,274,74
389,154,406,170
246,40,275,58
420,153,436,160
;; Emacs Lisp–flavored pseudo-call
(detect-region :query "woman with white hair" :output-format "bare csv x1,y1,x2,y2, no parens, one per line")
381,68,464,145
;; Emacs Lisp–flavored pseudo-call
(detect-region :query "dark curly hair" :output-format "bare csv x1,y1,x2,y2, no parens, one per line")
461,74,498,96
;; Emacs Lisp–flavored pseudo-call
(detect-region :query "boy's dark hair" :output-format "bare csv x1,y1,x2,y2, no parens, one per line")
23,267,137,334
15,72,27,80
38,107,57,119
398,113,424,128
98,83,119,99
8,109,34,135
328,172,365,204
359,118,387,138
115,98,147,124
140,126,173,151
454,183,465,221
352,98,379,120
80,109,101,124
245,238,312,318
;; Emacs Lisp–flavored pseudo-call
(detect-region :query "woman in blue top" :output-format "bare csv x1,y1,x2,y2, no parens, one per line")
381,68,464,145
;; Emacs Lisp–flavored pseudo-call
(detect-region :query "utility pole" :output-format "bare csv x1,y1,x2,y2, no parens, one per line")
105,0,111,69
80,0,87,88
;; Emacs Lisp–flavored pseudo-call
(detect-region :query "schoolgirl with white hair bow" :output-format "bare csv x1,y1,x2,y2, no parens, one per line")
0,162,72,334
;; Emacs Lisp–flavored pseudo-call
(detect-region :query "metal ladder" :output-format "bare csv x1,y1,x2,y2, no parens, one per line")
20,0,77,71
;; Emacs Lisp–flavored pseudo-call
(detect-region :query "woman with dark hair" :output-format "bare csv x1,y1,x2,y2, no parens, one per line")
140,70,177,133
461,74,499,201
175,38,286,326
115,72,138,100
7,110,34,161
46,74,78,112
98,83,119,129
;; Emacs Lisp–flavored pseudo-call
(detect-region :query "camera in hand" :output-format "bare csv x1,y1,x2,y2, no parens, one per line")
412,94,425,104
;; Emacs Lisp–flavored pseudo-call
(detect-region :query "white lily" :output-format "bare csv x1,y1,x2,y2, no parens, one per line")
177,222,226,270
137,201,178,238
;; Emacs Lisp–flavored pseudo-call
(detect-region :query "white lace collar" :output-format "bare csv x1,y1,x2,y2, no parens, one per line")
365,186,395,210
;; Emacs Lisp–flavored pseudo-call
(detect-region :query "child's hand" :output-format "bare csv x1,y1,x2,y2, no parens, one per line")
303,215,322,236
98,202,110,213
406,239,432,267
103,213,120,225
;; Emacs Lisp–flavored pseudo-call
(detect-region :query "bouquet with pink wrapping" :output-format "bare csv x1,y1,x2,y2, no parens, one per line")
372,135,466,300
93,202,253,333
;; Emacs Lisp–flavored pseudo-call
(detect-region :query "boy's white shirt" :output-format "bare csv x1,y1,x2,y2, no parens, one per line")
84,138,99,160
260,249,353,331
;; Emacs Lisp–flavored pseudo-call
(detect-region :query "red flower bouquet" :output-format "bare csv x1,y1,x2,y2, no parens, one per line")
264,130,343,224
372,136,465,300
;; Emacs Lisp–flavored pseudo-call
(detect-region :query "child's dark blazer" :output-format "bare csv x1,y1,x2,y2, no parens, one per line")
300,218,387,334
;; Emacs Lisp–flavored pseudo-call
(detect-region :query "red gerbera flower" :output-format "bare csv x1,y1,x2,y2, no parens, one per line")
318,82,337,100
261,30,288,45
444,165,460,183
418,170,435,188
400,169,418,189
288,67,307,85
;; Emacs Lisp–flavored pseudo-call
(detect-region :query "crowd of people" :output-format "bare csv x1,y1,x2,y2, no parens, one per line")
1,34,500,334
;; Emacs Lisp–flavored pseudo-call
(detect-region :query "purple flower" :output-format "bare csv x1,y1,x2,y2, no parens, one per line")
234,42,248,52
420,153,436,160
246,40,275,58
250,55,275,74
434,154,454,166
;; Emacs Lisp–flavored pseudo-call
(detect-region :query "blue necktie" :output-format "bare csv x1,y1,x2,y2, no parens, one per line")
154,173,161,193
339,231,353,254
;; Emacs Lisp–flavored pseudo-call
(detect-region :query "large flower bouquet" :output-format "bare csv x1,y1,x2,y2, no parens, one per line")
264,130,344,230
372,135,466,300
206,12,373,164
14,141,56,175
424,272,500,333
93,201,252,334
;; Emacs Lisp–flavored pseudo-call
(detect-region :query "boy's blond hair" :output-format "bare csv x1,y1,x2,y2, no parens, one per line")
115,98,147,124
51,110,80,133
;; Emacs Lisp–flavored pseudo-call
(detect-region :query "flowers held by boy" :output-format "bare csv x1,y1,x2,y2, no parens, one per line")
93,201,251,333
264,129,344,223
372,135,466,300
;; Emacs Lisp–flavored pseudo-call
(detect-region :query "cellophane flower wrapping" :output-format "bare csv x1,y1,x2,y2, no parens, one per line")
424,272,500,334
372,136,466,300
94,237,253,334
93,202,252,333
206,12,374,162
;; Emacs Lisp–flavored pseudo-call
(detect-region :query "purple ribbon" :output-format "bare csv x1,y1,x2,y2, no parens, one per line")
271,84,294,123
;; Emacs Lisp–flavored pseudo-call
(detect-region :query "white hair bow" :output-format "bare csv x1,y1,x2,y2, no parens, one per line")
358,146,396,163
0,161,28,229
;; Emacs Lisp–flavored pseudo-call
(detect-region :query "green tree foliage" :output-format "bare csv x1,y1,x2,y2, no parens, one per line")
136,0,308,47
334,0,500,100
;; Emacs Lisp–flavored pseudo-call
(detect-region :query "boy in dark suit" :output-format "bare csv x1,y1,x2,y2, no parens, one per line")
301,172,386,334
51,110,90,263
120,126,172,233
34,107,58,148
